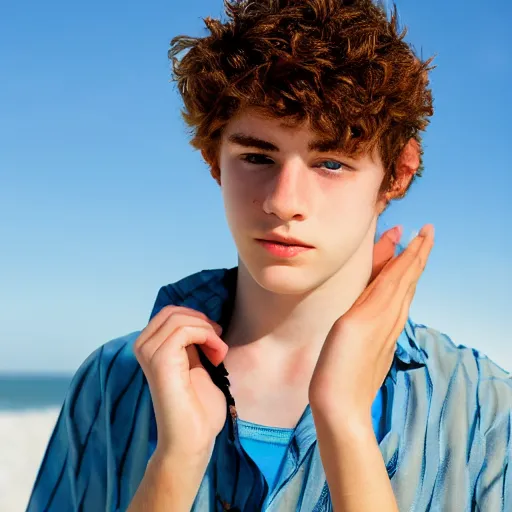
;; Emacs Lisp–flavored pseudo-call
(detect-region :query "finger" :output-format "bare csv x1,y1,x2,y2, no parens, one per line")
200,343,229,368
151,324,228,370
186,344,224,371
370,226,402,283
397,224,434,294
136,312,207,357
186,345,202,369
135,313,224,366
400,224,434,266
135,306,221,351
387,281,417,351
376,224,434,283
384,229,433,345
357,225,433,329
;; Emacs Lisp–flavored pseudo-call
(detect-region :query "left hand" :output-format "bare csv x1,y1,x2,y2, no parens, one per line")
309,224,435,427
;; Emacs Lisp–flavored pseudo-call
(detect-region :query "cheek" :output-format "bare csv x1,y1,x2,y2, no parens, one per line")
221,167,256,223
318,177,378,216
316,181,379,241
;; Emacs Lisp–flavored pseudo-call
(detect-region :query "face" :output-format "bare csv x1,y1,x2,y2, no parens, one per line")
218,108,388,295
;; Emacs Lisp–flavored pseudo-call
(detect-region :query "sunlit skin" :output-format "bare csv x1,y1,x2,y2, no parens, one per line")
216,108,420,427
220,108,386,298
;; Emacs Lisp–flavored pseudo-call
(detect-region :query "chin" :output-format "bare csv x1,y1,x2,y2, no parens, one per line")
243,259,326,295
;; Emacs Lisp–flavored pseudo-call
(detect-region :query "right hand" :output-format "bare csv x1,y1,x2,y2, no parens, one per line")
134,306,229,462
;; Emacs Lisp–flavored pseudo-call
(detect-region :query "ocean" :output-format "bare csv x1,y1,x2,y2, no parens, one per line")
0,374,73,411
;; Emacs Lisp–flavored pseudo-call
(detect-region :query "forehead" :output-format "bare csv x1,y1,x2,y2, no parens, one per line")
221,107,382,165
221,108,345,155
223,107,310,138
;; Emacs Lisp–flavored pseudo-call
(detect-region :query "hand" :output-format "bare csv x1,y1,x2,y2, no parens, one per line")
133,306,228,462
309,224,435,427
370,226,403,283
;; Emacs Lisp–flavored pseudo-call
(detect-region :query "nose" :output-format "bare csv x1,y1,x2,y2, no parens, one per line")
262,159,309,222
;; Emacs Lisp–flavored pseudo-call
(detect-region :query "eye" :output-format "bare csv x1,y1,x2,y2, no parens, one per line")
321,160,343,171
241,153,274,165
315,160,348,174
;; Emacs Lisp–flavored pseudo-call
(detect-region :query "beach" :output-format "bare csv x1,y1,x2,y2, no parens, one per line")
0,408,60,512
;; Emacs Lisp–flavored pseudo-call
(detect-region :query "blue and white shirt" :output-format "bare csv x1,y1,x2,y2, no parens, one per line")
27,267,512,511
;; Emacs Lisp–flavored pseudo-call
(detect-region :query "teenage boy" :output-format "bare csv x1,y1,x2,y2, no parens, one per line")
28,1,512,511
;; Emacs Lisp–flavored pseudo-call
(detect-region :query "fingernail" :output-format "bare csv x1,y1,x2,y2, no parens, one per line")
390,225,403,244
419,224,434,237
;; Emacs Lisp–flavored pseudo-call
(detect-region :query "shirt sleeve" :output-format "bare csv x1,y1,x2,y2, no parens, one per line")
26,346,110,512
472,357,512,511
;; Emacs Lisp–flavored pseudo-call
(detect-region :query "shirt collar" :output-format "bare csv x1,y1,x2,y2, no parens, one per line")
149,266,426,373
397,318,426,366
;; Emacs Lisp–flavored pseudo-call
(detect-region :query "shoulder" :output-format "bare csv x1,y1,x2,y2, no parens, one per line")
93,331,143,386
411,321,512,429
27,332,147,511
64,331,144,419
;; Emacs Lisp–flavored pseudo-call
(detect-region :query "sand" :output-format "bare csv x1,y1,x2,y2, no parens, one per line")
0,408,60,512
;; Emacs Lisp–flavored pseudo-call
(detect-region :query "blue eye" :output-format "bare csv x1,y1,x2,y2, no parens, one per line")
321,160,343,171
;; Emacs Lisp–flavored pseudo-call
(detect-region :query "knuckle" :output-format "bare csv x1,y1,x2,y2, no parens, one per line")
174,324,201,340
133,335,144,354
174,324,189,337
160,305,179,316
134,342,150,363
183,306,206,317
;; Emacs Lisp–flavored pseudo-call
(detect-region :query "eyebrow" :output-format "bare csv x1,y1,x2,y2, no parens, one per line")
227,133,343,153
227,134,278,151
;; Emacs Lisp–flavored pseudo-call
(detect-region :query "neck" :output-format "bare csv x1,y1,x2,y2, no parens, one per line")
225,226,376,358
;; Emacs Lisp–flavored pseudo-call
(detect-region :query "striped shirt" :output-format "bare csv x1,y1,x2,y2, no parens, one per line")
27,267,512,511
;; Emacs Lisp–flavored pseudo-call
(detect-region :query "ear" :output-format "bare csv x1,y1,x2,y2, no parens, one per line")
377,138,421,214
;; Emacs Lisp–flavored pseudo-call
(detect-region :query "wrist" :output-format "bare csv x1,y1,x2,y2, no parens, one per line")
128,448,210,512
311,403,373,436
147,446,211,498
150,445,212,476
313,414,396,512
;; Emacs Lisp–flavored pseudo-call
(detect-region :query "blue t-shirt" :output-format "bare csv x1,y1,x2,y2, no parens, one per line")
239,387,385,492
238,420,294,492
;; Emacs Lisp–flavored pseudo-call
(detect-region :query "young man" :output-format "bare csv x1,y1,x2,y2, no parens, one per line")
28,1,511,511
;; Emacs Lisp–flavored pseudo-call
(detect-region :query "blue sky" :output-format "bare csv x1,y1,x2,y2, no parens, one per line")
1,0,510,374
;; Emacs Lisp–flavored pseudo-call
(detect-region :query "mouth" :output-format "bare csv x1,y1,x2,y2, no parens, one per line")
254,236,314,258
256,234,314,248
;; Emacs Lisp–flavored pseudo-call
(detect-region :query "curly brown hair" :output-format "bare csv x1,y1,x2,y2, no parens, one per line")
169,0,434,198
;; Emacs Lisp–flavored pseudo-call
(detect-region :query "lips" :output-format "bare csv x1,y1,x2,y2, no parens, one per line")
256,234,313,248
255,239,313,258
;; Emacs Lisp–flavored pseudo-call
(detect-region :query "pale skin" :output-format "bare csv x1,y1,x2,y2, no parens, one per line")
127,109,434,511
